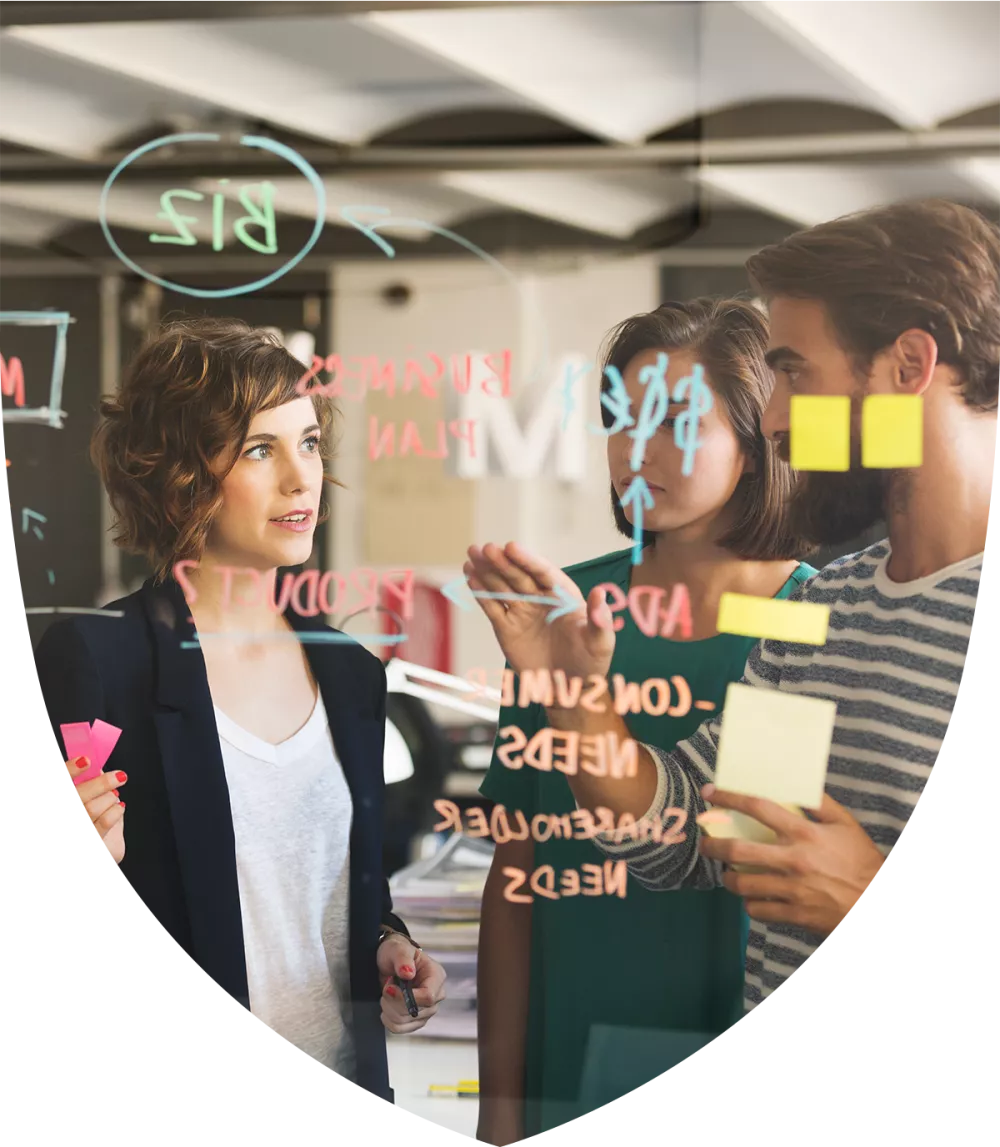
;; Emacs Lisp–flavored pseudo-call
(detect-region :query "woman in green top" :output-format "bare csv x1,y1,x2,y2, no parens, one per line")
473,298,816,1144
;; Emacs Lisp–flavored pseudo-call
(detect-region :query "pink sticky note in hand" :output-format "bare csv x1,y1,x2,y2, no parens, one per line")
61,720,122,785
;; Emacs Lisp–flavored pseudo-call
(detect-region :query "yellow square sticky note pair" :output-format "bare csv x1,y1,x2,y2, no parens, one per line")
714,682,836,810
717,593,829,646
790,394,923,470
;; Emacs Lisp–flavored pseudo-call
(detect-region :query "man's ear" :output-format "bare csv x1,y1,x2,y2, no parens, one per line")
892,329,938,396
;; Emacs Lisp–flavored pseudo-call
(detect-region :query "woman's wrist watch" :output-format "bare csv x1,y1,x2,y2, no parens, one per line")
378,926,422,951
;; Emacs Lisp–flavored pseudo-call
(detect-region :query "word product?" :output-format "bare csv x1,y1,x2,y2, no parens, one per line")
495,727,638,778
494,668,697,719
298,349,511,401
173,561,414,619
149,180,278,253
502,860,628,903
433,800,688,847
369,416,477,461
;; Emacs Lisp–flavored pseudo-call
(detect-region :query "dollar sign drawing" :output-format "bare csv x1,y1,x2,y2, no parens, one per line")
673,363,713,476
628,352,670,471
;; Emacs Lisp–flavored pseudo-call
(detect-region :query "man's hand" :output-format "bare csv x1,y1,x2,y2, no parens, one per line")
377,933,448,1034
464,541,615,681
697,784,885,936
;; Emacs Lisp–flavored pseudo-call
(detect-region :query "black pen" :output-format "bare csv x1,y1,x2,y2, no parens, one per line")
394,974,419,1018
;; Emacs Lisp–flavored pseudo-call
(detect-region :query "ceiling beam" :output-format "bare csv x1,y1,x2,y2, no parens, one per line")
0,246,756,278
1,125,996,183
0,2,543,28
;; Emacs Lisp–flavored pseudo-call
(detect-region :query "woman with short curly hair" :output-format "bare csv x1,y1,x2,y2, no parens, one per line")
34,316,446,1100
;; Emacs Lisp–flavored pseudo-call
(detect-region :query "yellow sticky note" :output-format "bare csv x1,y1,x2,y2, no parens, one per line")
717,593,829,645
698,805,804,871
862,394,923,468
714,683,836,809
790,395,850,471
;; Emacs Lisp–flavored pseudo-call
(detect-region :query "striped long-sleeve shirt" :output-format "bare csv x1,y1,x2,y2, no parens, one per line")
596,540,983,1009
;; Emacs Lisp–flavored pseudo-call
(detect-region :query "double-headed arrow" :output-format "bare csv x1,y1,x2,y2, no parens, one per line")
442,575,581,623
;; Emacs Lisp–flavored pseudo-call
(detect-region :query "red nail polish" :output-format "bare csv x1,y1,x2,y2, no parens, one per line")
385,985,396,997
77,756,90,769
112,789,119,798
400,966,414,977
119,801,125,808
116,772,127,783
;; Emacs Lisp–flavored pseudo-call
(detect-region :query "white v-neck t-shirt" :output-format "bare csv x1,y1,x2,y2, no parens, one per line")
213,691,356,1078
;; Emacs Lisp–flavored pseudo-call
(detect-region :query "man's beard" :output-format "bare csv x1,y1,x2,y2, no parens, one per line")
775,392,889,547
786,464,887,547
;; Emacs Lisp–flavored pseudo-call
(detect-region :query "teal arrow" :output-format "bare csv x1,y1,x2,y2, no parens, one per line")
442,575,580,623
22,507,46,540
621,476,654,566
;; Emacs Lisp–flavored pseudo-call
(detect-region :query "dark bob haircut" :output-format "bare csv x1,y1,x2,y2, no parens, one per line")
91,315,339,583
600,297,811,560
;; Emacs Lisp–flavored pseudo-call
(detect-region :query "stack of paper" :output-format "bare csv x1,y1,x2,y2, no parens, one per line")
390,833,493,1040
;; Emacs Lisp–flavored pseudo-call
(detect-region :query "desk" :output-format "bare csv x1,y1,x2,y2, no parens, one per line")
387,1035,479,1138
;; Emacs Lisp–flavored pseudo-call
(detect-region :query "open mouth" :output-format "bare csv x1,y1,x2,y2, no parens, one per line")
269,510,314,531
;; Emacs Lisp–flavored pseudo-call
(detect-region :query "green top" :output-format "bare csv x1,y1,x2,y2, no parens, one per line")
479,548,816,1135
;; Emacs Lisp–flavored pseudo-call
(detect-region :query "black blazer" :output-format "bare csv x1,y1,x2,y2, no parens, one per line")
33,574,408,1101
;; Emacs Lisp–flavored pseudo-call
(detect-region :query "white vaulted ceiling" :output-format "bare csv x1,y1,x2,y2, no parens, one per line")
0,2,997,249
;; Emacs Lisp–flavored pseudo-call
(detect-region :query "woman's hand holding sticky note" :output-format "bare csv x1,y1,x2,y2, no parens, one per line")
61,720,123,784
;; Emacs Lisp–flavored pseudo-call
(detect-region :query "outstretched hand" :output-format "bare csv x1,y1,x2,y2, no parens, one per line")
464,542,616,682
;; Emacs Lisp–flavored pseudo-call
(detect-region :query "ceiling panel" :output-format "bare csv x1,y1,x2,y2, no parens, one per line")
4,15,526,146
437,169,697,238
0,35,213,157
741,1,1000,129
696,160,994,227
0,202,68,247
361,2,702,144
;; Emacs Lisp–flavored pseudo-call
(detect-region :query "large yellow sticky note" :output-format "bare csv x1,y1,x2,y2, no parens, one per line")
790,395,850,471
714,683,836,809
717,592,829,645
862,394,923,468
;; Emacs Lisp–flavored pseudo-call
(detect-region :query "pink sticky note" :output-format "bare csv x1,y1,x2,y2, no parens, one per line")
60,720,122,785
90,720,122,768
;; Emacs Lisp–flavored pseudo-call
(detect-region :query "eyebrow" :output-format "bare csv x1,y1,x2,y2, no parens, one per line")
244,423,321,445
764,346,807,370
